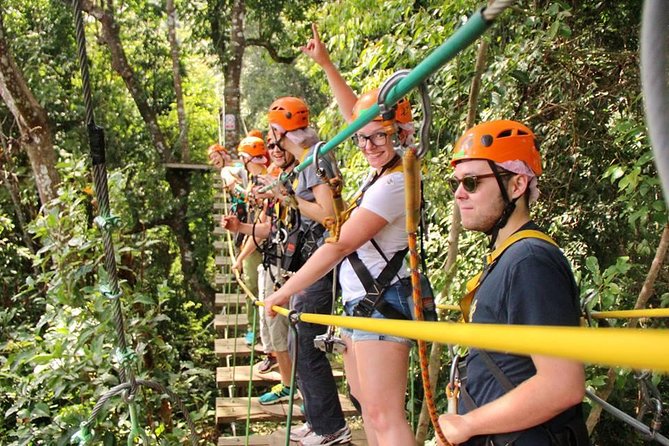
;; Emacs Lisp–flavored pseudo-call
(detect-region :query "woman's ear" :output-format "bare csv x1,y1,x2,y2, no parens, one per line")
397,128,408,146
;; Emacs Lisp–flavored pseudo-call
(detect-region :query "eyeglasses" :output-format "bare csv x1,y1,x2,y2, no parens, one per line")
448,173,511,193
267,141,285,151
351,131,392,148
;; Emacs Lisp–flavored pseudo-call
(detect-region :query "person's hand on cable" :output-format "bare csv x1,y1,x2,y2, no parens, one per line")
232,258,244,275
263,289,290,318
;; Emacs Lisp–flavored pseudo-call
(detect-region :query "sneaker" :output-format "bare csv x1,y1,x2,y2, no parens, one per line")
299,425,352,445
290,422,312,441
244,330,256,346
257,355,278,374
258,383,291,405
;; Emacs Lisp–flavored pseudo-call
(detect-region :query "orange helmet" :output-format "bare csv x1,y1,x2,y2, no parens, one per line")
351,88,412,124
268,97,309,131
207,143,227,156
238,136,268,160
450,120,542,176
247,129,263,139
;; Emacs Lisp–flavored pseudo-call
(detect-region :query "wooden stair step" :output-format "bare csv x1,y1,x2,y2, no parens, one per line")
215,393,358,425
215,255,233,266
214,202,228,210
215,273,236,285
215,338,263,358
214,240,227,250
214,313,249,332
214,226,225,236
217,363,344,388
217,429,368,445
215,293,247,309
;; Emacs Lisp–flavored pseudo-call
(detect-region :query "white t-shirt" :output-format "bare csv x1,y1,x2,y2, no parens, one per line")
339,170,408,304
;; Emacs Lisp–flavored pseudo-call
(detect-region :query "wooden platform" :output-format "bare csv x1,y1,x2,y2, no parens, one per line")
214,313,249,333
216,393,358,424
215,338,263,358
217,363,344,388
218,428,368,445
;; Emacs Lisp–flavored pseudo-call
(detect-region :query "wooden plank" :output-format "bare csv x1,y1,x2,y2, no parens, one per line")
214,226,225,236
215,273,235,285
214,202,228,210
214,240,227,250
164,162,215,171
215,393,358,425
217,363,344,388
214,313,249,332
215,256,233,266
214,338,263,358
218,430,368,446
215,293,246,309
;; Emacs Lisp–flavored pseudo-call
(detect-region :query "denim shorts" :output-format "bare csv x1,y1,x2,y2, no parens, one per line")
341,280,415,348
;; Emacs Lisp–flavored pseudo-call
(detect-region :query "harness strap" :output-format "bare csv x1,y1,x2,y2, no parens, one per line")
347,247,409,320
460,229,558,321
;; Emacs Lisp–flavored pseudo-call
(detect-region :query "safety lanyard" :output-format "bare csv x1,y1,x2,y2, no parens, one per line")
459,229,558,322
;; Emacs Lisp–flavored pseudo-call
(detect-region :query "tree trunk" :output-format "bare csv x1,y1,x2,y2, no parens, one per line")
0,13,60,207
415,37,489,444
165,168,215,311
78,0,171,161
166,0,189,162
223,0,245,152
586,223,669,433
0,143,35,252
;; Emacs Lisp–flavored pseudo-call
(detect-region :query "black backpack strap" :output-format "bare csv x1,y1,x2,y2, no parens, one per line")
478,350,515,392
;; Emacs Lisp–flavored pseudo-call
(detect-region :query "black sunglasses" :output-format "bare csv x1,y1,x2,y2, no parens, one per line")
448,172,512,193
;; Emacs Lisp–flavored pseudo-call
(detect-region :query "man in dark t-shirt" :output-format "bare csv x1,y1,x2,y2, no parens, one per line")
438,120,588,446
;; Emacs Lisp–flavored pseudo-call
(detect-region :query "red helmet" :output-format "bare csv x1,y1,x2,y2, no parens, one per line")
268,97,309,131
351,88,412,124
238,136,267,159
450,120,542,176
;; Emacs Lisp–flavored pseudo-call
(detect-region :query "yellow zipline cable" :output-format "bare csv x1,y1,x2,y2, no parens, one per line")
262,312,669,373
590,308,669,319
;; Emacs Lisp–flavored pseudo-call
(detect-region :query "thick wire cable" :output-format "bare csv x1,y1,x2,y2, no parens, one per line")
586,389,669,445
71,1,197,443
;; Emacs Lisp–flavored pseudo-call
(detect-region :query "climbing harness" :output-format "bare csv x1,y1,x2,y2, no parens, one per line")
459,229,558,321
69,1,198,443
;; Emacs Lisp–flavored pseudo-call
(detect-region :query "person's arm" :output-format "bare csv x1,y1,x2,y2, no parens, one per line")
232,237,256,273
438,356,585,444
263,207,387,316
294,182,335,224
220,215,271,240
301,23,358,122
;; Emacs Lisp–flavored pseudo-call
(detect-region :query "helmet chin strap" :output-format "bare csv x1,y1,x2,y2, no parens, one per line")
485,160,519,249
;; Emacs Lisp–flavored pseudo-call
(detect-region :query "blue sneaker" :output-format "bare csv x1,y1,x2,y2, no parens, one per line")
259,383,291,405
244,330,256,346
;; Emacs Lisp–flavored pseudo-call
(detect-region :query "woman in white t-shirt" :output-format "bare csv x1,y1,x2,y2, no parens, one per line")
264,87,416,446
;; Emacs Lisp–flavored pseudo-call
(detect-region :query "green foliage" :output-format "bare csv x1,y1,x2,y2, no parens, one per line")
1,0,668,444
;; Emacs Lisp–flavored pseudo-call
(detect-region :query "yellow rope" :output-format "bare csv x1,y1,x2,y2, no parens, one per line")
273,312,669,373
591,308,669,319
